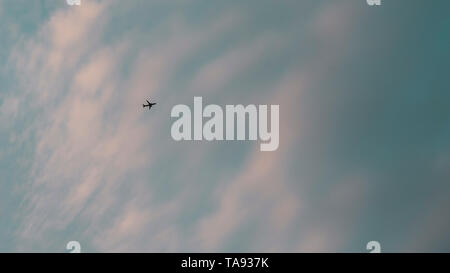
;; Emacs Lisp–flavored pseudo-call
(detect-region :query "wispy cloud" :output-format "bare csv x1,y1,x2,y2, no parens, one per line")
3,0,448,252
11,1,249,251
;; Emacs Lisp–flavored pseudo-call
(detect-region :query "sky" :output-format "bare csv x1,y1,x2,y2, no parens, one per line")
0,0,449,252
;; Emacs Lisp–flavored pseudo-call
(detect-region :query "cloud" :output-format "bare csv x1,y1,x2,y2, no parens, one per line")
11,1,247,251
190,33,284,94
8,0,375,253
191,1,371,252
195,69,305,251
12,0,143,248
0,96,20,127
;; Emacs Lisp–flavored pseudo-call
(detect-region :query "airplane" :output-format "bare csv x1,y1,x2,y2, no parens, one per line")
143,100,156,110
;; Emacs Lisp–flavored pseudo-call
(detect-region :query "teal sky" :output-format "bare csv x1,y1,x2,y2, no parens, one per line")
0,0,449,252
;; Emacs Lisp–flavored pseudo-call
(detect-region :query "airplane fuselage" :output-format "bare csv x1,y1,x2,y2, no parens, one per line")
143,101,156,109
